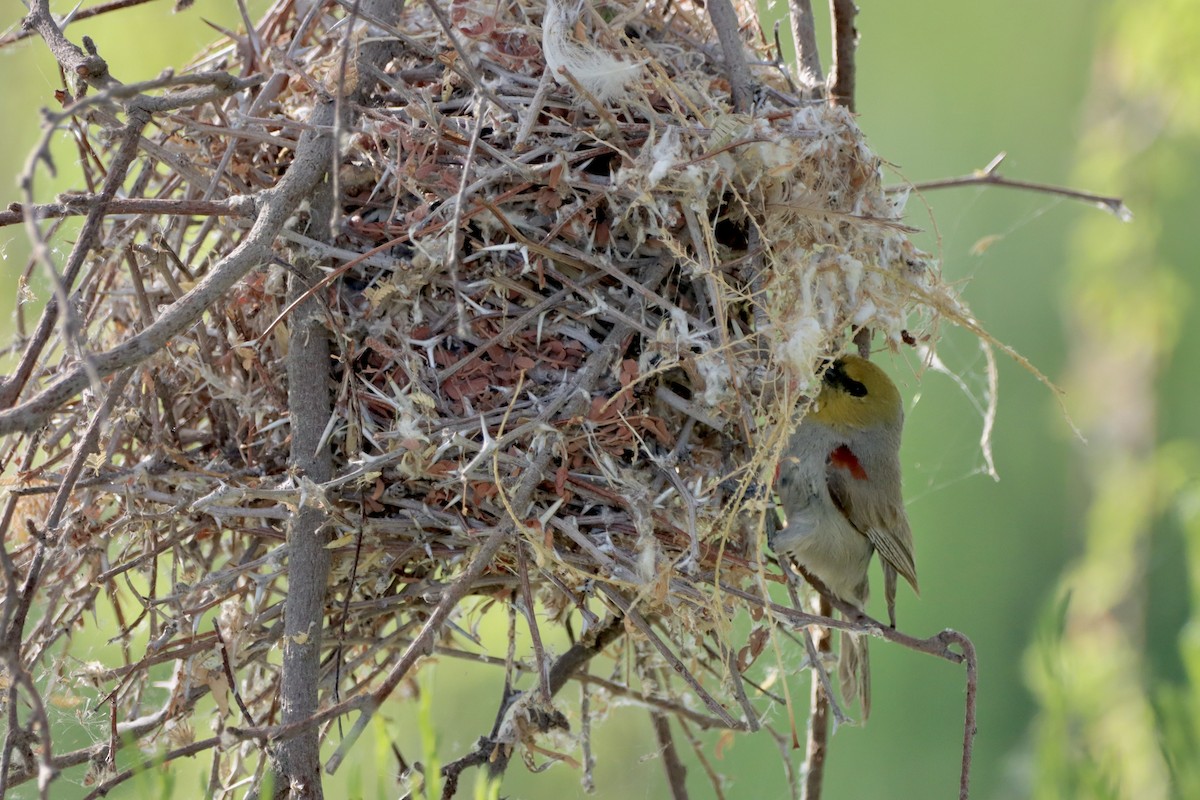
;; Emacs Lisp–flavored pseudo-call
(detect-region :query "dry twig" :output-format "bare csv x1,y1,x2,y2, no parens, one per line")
904,151,1132,219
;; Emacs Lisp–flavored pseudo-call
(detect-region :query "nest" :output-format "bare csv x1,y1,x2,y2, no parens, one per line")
1,0,966,792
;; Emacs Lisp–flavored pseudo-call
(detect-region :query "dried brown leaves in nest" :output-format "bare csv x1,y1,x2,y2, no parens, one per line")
0,0,967,793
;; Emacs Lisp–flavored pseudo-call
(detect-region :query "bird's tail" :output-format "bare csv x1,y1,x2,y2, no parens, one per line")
839,629,871,721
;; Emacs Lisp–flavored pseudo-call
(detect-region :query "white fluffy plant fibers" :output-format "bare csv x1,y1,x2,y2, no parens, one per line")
542,0,643,102
746,106,939,392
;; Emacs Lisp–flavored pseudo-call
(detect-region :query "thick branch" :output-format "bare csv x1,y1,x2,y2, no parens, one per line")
707,0,753,113
20,0,113,88
271,2,401,794
828,0,858,111
271,155,336,800
788,0,824,92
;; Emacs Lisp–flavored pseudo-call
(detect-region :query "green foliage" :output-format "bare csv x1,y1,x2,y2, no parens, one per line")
473,771,502,800
420,673,443,800
1022,0,1200,796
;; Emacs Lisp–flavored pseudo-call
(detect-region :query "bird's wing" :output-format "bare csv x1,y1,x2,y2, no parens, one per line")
826,447,919,593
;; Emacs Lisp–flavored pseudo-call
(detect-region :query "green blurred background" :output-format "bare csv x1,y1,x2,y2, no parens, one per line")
2,0,1198,797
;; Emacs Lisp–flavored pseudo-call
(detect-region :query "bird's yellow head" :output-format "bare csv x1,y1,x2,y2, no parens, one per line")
808,355,902,430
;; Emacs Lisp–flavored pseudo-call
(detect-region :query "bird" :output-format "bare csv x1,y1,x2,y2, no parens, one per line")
771,354,918,718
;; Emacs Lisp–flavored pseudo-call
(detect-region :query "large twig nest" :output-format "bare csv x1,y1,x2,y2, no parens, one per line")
3,0,968,790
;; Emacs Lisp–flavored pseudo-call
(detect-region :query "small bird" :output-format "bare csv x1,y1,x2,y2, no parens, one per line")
772,355,918,718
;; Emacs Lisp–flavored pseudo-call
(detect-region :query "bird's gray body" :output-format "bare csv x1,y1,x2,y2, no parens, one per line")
772,419,875,606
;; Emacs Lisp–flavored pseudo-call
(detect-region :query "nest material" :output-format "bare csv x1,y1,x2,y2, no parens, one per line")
4,0,964,790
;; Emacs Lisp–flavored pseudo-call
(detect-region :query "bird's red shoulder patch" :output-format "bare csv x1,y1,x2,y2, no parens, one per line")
829,445,869,480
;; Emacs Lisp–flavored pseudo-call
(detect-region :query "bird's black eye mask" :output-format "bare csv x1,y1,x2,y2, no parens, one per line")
823,360,869,398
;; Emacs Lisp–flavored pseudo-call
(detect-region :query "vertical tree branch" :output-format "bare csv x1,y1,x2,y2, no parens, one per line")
801,596,832,800
788,0,824,94
267,2,414,788
271,0,400,788
853,326,871,357
650,711,690,800
945,630,978,800
272,166,336,800
828,0,858,111
707,0,753,113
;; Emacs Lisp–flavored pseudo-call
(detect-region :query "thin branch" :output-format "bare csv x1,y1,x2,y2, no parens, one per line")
545,617,625,698
0,0,160,48
476,614,628,786
114,71,264,112
796,623,844,725
446,98,488,337
0,434,42,641
11,668,55,798
676,717,727,800
581,683,596,793
213,622,257,725
440,750,491,800
599,587,743,730
762,723,801,800
515,541,552,704
0,196,254,228
713,566,968,665
900,151,1132,219
0,452,41,795
78,737,222,800
801,597,832,800
6,109,149,409
439,616,629,798
781,565,977,797
943,630,978,800
418,0,515,115
20,0,113,88
651,711,690,800
0,101,338,434
722,642,762,733
328,0,360,236
778,558,848,745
